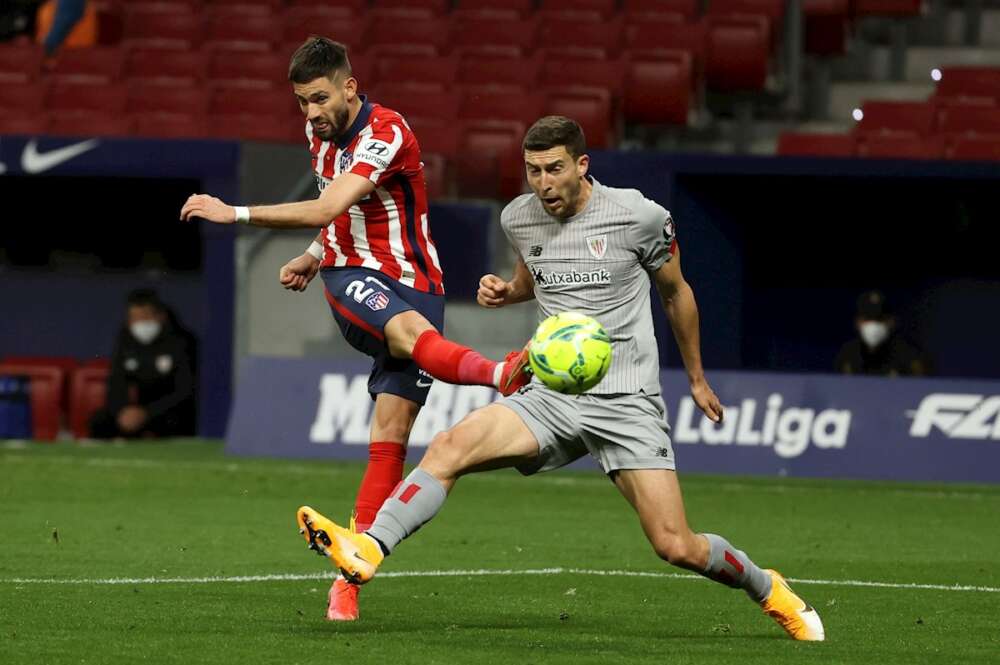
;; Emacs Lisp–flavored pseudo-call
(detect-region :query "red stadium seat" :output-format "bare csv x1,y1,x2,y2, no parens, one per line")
127,84,210,115
208,51,287,89
69,366,110,439
705,14,770,92
0,82,46,114
124,1,201,15
540,0,618,17
420,152,450,199
0,44,43,84
207,114,297,143
539,58,628,101
204,14,276,52
0,113,48,135
374,55,457,89
776,132,855,157
0,364,65,441
283,11,367,49
365,12,451,55
49,112,135,137
454,0,534,15
204,0,280,16
935,67,1000,100
624,0,701,20
123,10,202,50
457,120,526,200
132,112,209,139
287,0,365,11
408,117,460,158
624,51,693,125
855,100,935,136
48,47,125,84
370,86,459,122
854,0,922,16
125,49,206,86
459,88,546,127
946,134,1000,161
935,104,1000,136
856,132,943,159
803,0,850,56
451,14,539,55
458,55,540,89
536,16,624,58
209,87,298,118
2,356,78,416
708,0,786,22
546,89,615,148
372,0,450,14
46,82,128,113
624,16,707,66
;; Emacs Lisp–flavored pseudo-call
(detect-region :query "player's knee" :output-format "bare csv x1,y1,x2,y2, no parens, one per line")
421,430,466,476
385,311,436,359
651,531,698,568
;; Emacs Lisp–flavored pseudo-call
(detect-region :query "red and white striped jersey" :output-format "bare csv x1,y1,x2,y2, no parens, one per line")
306,96,444,294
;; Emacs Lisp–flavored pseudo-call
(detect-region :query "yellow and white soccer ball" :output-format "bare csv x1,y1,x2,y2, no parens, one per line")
528,312,612,394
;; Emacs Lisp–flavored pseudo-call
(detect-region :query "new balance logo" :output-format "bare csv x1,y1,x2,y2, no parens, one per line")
529,245,543,257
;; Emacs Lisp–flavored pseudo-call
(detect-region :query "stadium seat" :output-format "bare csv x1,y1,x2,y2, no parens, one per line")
124,1,201,15
776,132,856,157
935,104,1000,136
364,11,452,55
69,366,110,439
204,14,277,52
46,82,128,114
854,0,922,16
624,15,707,66
282,10,367,49
124,49,206,87
454,0,535,15
535,16,625,58
206,114,295,143
0,82,46,114
127,84,210,115
540,0,618,17
705,15,771,92
287,0,365,11
420,152,449,199
2,356,78,416
408,117,460,158
457,120,526,200
0,114,48,136
209,87,298,118
0,364,65,441
208,51,287,89
934,67,1000,100
708,0,786,23
458,55,541,89
0,44,43,84
49,112,134,138
370,86,459,123
203,0,280,16
451,14,539,55
123,10,202,50
546,89,615,148
946,134,1000,161
371,0,451,14
624,0,701,20
131,113,209,139
539,58,628,101
856,132,943,159
855,100,935,136
459,89,546,128
374,55,457,89
803,0,850,56
624,51,693,125
48,46,125,84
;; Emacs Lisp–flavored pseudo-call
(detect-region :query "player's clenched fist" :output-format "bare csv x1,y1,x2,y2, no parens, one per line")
477,274,511,308
180,194,235,224
279,253,320,292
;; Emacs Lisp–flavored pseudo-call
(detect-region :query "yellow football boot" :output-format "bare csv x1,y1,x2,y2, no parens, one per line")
760,569,825,641
297,506,384,585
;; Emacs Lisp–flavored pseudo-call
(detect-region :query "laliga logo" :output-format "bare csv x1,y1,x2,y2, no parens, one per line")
908,394,1000,439
672,394,851,459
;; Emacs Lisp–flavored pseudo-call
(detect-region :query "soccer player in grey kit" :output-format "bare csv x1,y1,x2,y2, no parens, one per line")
297,116,825,641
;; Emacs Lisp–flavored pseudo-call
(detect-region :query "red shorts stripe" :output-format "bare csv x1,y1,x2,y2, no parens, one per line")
323,287,385,341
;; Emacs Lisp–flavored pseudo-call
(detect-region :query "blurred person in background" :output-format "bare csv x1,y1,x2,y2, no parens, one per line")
835,290,928,376
36,0,93,57
89,289,197,439
0,1,42,42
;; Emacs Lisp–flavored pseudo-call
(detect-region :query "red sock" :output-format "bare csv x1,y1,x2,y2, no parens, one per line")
411,330,497,387
353,441,407,532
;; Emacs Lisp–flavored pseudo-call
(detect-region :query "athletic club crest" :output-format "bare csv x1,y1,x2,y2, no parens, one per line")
586,234,608,259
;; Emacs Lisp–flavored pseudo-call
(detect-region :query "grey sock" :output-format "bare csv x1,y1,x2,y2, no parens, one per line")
701,533,773,603
365,468,447,554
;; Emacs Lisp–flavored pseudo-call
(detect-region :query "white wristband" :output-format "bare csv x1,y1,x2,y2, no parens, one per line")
234,206,251,224
306,241,324,261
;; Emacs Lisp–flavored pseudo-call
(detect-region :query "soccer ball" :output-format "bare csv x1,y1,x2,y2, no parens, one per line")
528,312,612,394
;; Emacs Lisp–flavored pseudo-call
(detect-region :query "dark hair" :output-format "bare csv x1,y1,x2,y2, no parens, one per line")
126,288,163,311
522,116,587,159
288,36,352,84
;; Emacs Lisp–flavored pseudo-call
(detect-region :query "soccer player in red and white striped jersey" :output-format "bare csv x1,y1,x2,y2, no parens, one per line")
180,37,530,622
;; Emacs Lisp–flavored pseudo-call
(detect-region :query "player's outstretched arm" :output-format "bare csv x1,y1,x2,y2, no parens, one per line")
477,255,536,308
180,173,376,228
653,245,724,423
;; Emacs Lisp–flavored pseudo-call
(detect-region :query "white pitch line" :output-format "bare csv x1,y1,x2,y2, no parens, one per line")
2,567,998,594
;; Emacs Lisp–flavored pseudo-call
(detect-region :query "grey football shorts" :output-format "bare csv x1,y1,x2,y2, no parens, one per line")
500,384,675,476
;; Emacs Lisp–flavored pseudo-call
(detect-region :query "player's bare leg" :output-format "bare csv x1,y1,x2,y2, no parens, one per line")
613,469,824,641
326,393,418,621
298,404,539,583
384,311,531,395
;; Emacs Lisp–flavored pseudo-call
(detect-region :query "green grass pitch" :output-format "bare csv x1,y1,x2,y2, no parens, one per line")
1,439,998,664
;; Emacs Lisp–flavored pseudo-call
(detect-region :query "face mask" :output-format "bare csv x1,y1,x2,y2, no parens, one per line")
130,320,162,345
859,321,889,349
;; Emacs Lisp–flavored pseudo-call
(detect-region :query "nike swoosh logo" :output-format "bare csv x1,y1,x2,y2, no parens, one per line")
416,380,433,388
21,138,100,174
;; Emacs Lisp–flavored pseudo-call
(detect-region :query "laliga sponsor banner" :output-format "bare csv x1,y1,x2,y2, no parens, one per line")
226,357,1000,483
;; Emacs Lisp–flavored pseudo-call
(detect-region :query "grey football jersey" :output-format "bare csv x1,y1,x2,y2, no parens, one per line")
500,178,676,396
